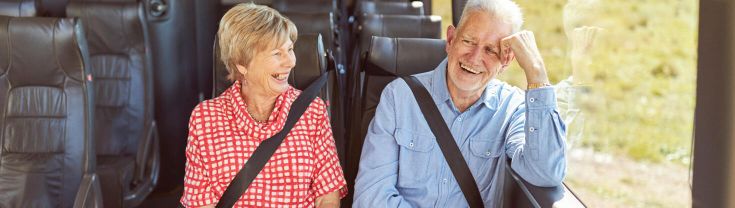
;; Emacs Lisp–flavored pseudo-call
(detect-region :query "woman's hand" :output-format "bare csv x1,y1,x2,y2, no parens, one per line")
315,190,340,208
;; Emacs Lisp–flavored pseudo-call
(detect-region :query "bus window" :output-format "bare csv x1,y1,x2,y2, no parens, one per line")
433,0,453,39
500,0,698,207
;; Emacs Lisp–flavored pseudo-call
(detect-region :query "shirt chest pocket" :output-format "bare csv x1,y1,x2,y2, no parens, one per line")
467,136,504,180
395,129,436,188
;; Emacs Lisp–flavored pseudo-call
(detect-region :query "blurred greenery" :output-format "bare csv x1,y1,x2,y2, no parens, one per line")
433,0,698,165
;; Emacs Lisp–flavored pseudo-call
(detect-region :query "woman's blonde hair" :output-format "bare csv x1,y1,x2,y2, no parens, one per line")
218,3,297,81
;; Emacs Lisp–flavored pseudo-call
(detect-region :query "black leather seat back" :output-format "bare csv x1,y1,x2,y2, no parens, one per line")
345,14,441,122
221,0,272,7
219,0,272,16
356,14,441,56
282,12,337,59
0,0,37,16
343,36,445,206
0,16,95,208
67,1,152,157
356,1,424,16
213,34,329,99
39,0,68,16
219,0,336,18
272,0,336,14
360,37,446,134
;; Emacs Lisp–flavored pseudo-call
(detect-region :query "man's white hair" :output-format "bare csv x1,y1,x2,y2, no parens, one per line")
458,0,524,33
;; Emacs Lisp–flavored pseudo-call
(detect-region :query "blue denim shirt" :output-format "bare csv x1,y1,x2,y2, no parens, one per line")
353,59,567,208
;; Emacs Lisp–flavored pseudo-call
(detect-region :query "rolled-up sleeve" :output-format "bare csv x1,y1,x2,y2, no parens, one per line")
311,99,348,198
353,82,413,208
505,87,567,187
181,107,217,207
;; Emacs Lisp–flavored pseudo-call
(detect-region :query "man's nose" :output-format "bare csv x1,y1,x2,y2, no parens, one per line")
467,46,483,66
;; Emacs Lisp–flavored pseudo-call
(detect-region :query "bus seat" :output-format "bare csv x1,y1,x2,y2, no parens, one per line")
343,36,446,206
0,15,102,208
345,14,441,147
67,2,159,207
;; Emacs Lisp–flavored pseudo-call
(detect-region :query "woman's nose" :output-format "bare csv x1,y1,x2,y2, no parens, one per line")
282,53,296,68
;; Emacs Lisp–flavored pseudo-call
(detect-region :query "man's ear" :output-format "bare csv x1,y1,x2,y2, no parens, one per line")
446,25,457,51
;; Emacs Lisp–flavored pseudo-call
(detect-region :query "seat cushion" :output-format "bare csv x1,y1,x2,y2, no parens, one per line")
97,156,135,208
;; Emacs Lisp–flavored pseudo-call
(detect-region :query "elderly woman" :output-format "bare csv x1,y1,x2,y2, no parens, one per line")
180,3,345,208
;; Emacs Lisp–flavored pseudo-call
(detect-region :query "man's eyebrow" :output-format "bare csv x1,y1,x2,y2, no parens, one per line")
484,43,499,51
461,34,476,41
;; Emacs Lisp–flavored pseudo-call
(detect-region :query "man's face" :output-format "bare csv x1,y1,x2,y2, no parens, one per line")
446,10,513,96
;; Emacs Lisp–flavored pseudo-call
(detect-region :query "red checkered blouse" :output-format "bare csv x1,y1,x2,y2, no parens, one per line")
181,81,347,207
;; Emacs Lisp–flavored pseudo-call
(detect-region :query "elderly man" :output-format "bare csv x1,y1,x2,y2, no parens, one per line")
352,0,567,207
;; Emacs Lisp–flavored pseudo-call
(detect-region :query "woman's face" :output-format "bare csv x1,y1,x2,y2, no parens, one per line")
237,39,296,97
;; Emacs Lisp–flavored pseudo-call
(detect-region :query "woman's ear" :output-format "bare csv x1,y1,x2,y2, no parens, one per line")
235,64,248,77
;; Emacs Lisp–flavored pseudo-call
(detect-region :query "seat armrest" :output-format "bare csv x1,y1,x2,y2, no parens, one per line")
504,161,586,208
123,121,161,207
126,121,161,206
135,121,159,181
73,173,103,208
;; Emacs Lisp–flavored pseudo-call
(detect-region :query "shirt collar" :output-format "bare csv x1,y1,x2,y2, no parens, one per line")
429,58,500,111
430,58,451,104
225,81,293,134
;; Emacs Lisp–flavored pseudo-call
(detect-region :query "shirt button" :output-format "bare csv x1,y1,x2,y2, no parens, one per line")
443,178,448,184
529,98,536,102
529,127,536,132
457,117,463,122
485,152,492,156
409,142,414,147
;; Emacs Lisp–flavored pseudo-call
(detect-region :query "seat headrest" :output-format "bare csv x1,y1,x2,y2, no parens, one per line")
0,16,89,86
38,0,68,16
365,36,446,76
358,14,441,53
290,33,327,89
213,34,327,96
281,12,335,51
271,0,335,13
0,0,38,17
221,0,272,7
220,0,273,16
66,1,142,55
357,1,424,16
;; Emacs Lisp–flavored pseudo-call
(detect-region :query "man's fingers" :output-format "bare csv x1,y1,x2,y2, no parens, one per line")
500,33,517,65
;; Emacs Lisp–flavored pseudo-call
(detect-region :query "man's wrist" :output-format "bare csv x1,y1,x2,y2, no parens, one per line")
524,65,549,83
527,82,551,90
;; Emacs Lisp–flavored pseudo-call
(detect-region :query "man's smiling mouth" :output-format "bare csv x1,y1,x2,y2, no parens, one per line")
460,62,482,75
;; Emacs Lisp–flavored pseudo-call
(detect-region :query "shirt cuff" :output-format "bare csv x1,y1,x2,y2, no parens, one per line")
526,87,557,109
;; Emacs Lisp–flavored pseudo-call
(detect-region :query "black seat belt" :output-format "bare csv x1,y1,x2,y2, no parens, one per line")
214,71,329,208
400,75,485,208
